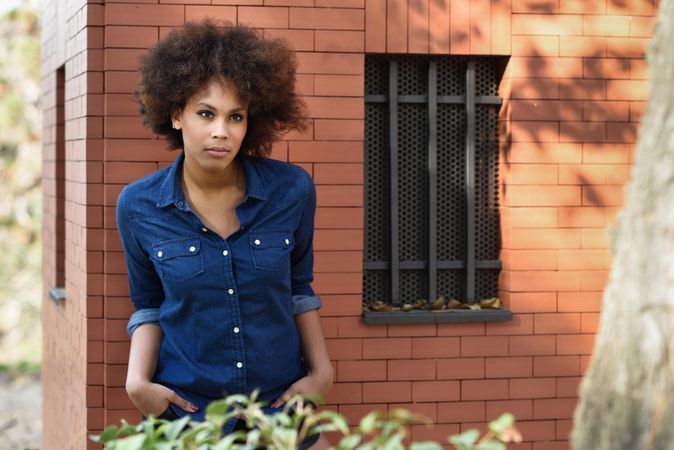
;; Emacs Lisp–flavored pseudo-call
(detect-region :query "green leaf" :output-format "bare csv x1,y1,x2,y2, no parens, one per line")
488,413,515,434
359,411,382,434
206,399,231,417
379,431,404,450
338,434,362,449
115,434,146,450
316,410,350,435
476,441,506,450
95,425,120,443
410,442,444,450
448,429,480,450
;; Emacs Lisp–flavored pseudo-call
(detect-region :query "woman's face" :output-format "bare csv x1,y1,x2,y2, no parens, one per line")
172,77,249,174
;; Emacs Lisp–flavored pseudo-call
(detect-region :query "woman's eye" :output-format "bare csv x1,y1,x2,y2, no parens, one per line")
197,110,213,118
231,113,245,122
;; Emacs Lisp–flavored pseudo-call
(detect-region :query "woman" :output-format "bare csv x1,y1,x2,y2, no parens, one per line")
115,20,332,449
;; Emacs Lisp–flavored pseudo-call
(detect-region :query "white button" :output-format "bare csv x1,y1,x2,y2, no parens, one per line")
236,362,243,368
201,227,208,232
254,239,261,246
157,251,163,258
285,239,290,245
228,289,234,295
223,250,229,256
189,246,196,252
233,327,240,333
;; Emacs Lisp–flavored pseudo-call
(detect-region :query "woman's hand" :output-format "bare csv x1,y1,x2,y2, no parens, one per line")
126,379,199,417
271,368,334,408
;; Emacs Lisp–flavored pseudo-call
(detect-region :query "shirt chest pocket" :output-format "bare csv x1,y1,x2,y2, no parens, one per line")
250,231,294,272
151,237,205,282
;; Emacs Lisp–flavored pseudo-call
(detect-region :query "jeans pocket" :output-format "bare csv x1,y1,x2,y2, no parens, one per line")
157,404,180,421
249,230,294,271
151,236,205,281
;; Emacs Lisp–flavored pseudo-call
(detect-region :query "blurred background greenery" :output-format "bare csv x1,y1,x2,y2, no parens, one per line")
0,0,42,369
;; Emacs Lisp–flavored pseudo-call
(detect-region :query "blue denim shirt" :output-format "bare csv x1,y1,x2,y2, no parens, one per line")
116,151,320,428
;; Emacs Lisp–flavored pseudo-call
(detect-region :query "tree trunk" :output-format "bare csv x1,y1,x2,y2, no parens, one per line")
571,1,674,449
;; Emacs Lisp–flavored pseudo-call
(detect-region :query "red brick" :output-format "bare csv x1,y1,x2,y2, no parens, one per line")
583,101,629,122
506,143,583,164
326,338,362,360
502,207,557,229
558,164,607,185
516,420,557,442
105,387,134,410
411,380,460,403
387,0,408,52
503,164,558,185
305,96,364,119
582,143,632,164
581,313,600,333
437,401,485,423
389,402,437,425
365,0,386,52
501,250,557,271
449,0,470,54
314,75,363,98
509,335,556,356
487,314,534,336
509,121,559,142
363,338,412,359
411,423,460,443
296,52,363,75
512,14,582,35
583,15,630,37
462,379,509,401
316,30,364,52
388,359,436,381
338,360,386,382
534,313,580,334
363,382,411,403
630,16,655,38
557,334,596,355
505,229,581,249
264,29,314,51
314,119,364,141
104,341,130,365
315,207,363,229
429,0,450,54
290,141,363,162
325,382,362,404
290,7,364,30
582,185,625,207
560,36,606,57
556,419,573,440
507,293,557,313
510,378,556,399
534,398,577,419
237,6,288,28
437,322,485,336
557,292,602,312
314,272,361,294
606,37,649,58
512,35,559,56
607,0,654,15
511,0,559,13
437,358,485,380
387,323,437,337
314,163,363,184
486,357,533,378
486,399,533,421
412,337,460,358
461,336,509,357
105,26,158,48
510,57,582,79
581,229,609,249
314,229,363,250
557,377,581,398
314,251,361,273
507,271,581,292
534,355,580,377
558,206,605,228
560,122,605,143
337,317,387,338
469,0,490,54
105,4,184,26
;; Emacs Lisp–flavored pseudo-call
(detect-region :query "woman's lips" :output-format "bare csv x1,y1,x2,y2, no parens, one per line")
206,147,230,157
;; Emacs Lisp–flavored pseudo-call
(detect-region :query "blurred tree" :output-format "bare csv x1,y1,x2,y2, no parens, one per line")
571,0,674,449
0,0,42,365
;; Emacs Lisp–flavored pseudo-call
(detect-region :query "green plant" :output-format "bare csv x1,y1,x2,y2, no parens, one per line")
92,391,520,450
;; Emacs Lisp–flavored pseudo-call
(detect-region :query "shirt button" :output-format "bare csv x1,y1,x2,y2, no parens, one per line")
189,246,196,253
177,201,183,207
236,362,243,368
254,239,261,246
228,288,234,295
233,327,240,333
201,227,208,232
157,251,163,258
223,250,229,256
285,239,290,245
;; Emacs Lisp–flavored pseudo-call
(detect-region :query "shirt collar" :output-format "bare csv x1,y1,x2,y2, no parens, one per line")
155,151,268,208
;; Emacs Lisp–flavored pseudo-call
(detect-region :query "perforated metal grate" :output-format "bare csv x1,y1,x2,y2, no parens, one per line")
364,55,503,305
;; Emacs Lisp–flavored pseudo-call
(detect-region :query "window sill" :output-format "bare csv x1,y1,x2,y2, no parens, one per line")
363,309,512,324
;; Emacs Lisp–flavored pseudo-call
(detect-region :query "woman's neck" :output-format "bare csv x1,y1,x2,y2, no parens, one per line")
181,156,245,198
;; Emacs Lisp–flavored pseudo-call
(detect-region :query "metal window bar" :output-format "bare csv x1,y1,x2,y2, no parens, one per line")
364,57,502,306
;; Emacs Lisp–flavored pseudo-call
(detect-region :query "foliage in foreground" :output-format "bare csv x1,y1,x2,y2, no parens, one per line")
92,392,521,450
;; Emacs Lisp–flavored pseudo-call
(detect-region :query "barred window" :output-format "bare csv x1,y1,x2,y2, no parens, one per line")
363,55,508,323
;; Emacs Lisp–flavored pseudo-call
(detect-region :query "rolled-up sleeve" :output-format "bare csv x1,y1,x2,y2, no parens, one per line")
290,171,321,315
116,187,165,336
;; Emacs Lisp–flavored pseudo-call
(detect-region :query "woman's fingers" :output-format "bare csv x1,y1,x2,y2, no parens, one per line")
271,384,298,408
167,389,199,412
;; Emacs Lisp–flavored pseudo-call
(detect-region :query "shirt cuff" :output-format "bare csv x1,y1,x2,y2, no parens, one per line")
292,294,321,316
127,308,160,337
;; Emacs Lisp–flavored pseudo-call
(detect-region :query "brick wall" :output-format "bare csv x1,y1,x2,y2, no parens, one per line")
41,1,656,449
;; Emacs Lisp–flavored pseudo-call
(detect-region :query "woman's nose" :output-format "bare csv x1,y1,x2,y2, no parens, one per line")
211,118,229,139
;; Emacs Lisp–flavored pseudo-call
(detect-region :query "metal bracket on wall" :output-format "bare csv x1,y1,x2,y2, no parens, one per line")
49,287,66,304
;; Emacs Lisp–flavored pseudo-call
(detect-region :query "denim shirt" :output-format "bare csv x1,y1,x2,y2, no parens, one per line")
116,151,320,428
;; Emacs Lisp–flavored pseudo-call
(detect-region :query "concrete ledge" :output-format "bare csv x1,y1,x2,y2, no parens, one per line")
363,309,512,324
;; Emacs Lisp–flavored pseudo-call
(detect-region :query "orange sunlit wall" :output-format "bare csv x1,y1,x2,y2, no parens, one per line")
40,1,656,449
